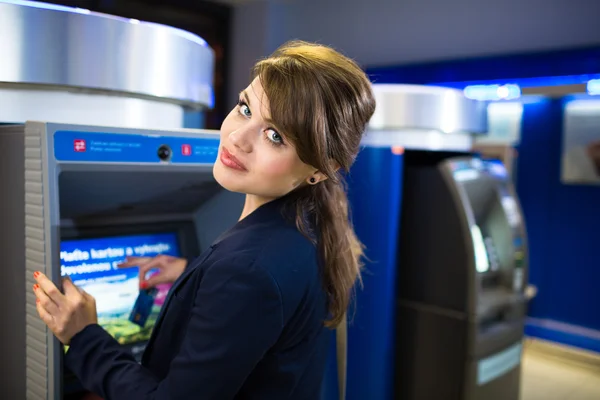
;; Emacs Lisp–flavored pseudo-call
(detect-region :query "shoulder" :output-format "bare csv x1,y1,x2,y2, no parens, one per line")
205,224,321,319
258,225,318,268
195,249,285,328
210,214,318,273
256,228,323,321
257,226,320,298
209,224,319,286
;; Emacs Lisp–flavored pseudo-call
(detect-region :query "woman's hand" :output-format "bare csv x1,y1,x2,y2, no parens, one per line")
33,272,98,345
117,255,188,289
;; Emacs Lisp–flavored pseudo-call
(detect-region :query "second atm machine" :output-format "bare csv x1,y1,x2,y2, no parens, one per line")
396,154,528,400
364,85,529,400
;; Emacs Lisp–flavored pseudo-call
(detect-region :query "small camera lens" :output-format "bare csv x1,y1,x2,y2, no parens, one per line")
157,145,172,161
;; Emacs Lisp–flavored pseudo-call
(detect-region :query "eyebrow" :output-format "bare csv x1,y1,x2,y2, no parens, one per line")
240,89,283,134
240,90,251,106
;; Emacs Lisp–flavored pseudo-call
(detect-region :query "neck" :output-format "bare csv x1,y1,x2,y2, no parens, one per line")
239,194,275,221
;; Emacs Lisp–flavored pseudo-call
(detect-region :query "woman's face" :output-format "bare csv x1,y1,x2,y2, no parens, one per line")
213,77,316,202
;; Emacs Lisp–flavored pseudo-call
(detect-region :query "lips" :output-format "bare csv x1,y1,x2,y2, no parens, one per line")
220,147,248,171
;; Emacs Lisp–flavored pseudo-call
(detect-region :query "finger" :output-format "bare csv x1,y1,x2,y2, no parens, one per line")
137,257,165,280
62,277,81,298
116,257,150,269
83,290,96,304
77,284,92,298
36,297,55,327
33,272,65,307
143,274,169,289
33,283,60,315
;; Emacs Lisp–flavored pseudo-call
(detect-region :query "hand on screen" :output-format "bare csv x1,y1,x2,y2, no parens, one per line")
32,272,98,345
117,255,188,289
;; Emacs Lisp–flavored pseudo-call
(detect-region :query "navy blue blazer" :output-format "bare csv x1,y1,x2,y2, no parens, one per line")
65,195,331,399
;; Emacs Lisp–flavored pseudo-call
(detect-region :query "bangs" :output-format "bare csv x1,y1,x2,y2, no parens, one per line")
253,58,330,172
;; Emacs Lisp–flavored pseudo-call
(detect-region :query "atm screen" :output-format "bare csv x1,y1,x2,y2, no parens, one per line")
449,160,507,275
471,224,491,273
60,232,180,345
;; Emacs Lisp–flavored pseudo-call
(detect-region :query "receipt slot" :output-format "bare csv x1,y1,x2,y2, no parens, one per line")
0,122,244,399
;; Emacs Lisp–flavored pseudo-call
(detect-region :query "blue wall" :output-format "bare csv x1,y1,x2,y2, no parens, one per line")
366,46,600,87
518,98,600,352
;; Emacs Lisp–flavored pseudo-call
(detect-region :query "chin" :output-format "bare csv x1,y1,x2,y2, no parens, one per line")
212,162,250,194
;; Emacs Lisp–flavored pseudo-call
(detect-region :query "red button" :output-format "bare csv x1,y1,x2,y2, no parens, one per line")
74,139,86,152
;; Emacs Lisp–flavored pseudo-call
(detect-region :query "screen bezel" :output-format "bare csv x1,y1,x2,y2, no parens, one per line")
60,220,200,260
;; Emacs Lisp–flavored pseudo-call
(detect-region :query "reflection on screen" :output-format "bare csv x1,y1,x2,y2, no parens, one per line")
60,233,180,346
471,224,490,273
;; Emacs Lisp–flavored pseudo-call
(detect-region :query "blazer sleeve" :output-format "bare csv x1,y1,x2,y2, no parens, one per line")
64,258,284,400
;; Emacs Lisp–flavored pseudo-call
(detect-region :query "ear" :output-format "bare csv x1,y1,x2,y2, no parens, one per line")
307,170,328,185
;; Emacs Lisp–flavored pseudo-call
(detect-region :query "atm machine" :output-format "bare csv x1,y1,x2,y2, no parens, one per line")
0,121,244,399
395,152,528,400
0,2,216,398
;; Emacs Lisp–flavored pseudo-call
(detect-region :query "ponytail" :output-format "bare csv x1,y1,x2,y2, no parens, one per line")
291,177,364,328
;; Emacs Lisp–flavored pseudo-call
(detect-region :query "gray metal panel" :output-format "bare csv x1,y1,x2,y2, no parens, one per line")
0,0,215,108
437,157,479,318
57,169,220,220
369,84,488,134
23,121,53,399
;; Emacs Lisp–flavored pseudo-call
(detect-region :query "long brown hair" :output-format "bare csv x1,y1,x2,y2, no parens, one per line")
253,41,376,328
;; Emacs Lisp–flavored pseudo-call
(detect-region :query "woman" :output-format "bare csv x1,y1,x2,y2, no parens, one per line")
32,40,376,399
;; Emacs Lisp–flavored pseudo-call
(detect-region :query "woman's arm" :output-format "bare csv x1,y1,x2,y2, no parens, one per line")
65,259,284,400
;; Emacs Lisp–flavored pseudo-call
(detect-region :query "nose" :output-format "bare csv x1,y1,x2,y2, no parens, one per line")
228,126,253,153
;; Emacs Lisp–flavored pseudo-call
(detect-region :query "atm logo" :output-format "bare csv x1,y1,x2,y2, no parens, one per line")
74,139,87,152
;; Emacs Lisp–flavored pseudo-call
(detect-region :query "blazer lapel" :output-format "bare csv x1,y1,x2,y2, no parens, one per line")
167,245,215,300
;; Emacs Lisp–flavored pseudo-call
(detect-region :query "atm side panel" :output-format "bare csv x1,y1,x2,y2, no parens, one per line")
24,122,63,400
0,126,27,399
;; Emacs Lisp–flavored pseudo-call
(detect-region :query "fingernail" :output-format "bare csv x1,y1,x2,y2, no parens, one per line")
33,271,40,278
33,284,39,290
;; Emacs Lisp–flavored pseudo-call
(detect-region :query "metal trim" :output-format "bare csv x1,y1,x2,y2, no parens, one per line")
0,0,215,108
369,84,488,134
361,129,474,152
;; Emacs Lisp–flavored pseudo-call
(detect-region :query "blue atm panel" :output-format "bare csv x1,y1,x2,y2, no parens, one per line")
54,130,219,164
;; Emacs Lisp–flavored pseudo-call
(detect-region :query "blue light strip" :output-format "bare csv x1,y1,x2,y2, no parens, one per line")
588,79,600,95
0,0,208,47
463,84,521,101
431,74,600,91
